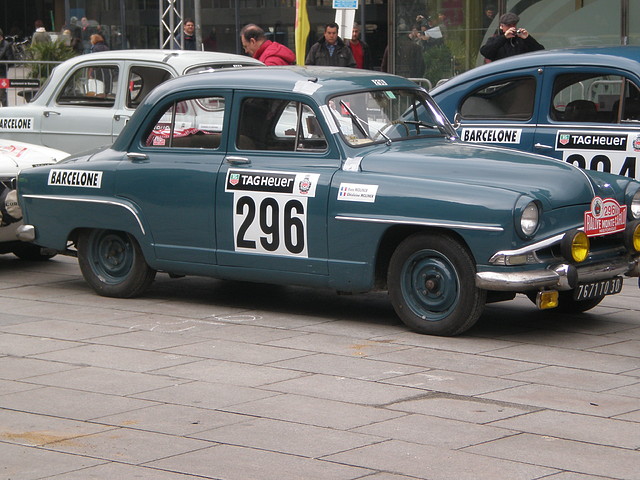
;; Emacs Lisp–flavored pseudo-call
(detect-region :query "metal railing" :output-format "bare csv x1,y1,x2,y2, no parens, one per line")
0,60,63,106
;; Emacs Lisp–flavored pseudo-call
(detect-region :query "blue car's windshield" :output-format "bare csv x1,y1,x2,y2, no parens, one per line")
328,89,453,146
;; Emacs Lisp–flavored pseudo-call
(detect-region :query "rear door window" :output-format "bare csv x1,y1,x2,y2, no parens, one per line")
460,77,536,120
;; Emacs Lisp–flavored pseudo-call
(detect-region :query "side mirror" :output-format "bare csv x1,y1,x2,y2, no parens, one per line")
452,112,462,129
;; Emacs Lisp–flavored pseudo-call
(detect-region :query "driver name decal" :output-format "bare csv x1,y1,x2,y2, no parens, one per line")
48,169,103,188
460,128,522,144
0,117,34,131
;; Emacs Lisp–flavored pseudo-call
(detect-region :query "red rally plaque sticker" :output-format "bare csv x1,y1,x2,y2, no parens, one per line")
584,197,627,237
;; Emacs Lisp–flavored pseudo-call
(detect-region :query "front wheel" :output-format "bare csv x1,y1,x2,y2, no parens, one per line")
388,232,486,336
77,229,156,298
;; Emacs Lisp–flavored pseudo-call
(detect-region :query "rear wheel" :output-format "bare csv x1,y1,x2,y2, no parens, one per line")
77,229,155,298
387,232,486,336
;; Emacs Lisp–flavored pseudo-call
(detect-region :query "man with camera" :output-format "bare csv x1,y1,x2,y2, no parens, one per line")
480,12,544,62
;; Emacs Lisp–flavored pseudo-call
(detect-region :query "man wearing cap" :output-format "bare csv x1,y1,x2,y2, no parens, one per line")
480,12,544,62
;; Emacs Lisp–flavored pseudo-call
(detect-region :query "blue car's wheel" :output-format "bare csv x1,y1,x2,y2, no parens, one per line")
388,232,486,336
78,229,155,298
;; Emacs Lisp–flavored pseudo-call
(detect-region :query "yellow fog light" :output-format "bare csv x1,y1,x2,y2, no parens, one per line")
625,220,640,252
536,290,559,309
561,229,590,263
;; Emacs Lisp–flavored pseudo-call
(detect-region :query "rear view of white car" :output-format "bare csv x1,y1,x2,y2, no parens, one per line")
0,140,68,259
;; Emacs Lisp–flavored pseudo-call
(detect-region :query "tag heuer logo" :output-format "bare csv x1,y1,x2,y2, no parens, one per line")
559,134,570,146
229,173,240,186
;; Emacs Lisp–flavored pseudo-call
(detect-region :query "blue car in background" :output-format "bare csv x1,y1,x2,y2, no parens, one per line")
431,47,640,181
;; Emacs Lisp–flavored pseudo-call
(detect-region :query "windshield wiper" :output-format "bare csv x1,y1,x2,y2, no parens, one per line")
339,100,392,145
403,120,446,134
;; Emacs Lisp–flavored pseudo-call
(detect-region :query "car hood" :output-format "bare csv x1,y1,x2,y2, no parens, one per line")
0,140,68,177
359,140,604,209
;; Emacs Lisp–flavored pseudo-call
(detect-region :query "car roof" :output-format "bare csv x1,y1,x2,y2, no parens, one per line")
142,65,420,104
431,46,640,94
53,49,264,73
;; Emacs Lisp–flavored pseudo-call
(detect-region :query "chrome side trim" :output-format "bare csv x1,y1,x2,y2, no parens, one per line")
335,215,504,232
22,194,145,235
489,232,567,259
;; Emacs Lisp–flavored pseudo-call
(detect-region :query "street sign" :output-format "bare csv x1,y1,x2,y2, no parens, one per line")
333,0,358,8
0,79,41,88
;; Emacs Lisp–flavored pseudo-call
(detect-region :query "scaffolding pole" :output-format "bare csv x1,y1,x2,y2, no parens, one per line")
159,0,185,49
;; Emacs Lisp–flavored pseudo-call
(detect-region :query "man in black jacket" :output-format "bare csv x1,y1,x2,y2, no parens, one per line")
480,12,543,62
305,23,356,67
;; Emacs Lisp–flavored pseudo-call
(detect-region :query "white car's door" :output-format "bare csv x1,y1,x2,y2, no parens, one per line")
40,61,124,152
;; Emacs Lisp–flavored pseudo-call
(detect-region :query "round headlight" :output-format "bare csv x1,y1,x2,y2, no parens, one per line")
520,202,539,237
630,189,640,220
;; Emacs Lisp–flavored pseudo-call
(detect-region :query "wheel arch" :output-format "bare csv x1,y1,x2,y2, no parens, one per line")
374,225,477,289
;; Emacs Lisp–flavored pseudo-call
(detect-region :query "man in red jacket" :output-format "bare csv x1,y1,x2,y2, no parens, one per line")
240,24,295,66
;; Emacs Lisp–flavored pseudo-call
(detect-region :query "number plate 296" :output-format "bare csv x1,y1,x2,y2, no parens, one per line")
574,276,623,301
233,192,308,257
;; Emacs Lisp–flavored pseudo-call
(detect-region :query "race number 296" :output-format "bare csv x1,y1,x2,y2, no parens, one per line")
233,192,308,257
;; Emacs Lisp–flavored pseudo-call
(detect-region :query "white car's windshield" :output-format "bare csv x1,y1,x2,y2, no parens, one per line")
329,89,452,146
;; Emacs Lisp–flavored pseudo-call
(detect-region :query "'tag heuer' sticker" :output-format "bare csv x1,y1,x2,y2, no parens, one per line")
556,132,627,151
48,169,103,188
584,197,627,237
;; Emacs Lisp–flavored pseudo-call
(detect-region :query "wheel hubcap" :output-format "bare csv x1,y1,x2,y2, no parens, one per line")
402,249,459,321
90,231,133,283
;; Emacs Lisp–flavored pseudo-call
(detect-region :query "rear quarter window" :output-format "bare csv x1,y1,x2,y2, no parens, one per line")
460,77,535,121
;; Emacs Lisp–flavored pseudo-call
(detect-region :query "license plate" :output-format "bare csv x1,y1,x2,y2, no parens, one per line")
574,276,623,301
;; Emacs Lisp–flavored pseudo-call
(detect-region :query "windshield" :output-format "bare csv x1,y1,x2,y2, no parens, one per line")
328,89,452,146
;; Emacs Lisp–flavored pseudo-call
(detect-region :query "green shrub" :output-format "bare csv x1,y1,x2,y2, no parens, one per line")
27,40,77,82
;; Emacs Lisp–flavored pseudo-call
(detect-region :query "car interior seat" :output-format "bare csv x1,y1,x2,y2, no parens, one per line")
564,99,598,122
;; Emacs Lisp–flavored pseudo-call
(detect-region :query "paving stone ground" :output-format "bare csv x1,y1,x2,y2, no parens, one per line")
0,254,638,479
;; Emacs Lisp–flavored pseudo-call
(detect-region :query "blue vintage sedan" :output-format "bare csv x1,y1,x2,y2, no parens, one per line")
16,67,640,336
431,46,640,182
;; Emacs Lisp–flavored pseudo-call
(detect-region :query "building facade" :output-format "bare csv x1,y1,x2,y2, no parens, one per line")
1,0,637,86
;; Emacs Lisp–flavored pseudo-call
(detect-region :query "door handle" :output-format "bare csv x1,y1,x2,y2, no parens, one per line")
126,152,148,162
43,111,61,117
114,114,131,122
534,143,553,150
225,156,250,165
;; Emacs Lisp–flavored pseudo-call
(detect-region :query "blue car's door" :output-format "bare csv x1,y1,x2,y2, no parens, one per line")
532,67,640,181
116,93,229,264
215,92,340,276
445,67,544,153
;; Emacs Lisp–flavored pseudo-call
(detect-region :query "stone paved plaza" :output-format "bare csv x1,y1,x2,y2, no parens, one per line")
0,254,639,479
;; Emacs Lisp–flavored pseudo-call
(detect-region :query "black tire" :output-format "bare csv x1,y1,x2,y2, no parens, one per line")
77,229,156,298
12,243,56,261
388,232,486,336
555,291,605,313
525,290,605,313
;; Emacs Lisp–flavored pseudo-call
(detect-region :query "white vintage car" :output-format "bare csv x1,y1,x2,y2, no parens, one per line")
0,140,68,259
0,50,263,154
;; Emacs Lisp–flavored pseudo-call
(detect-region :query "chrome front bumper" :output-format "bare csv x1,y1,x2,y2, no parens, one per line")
476,256,640,292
